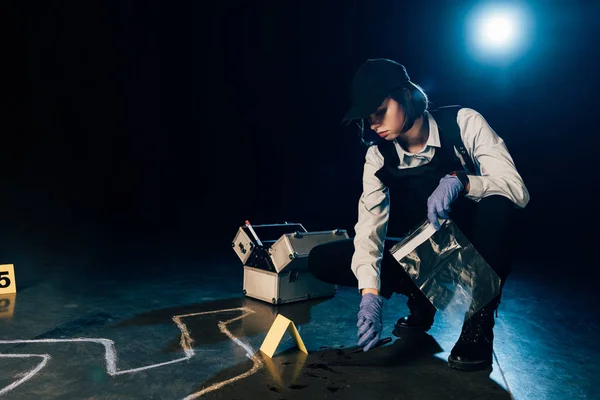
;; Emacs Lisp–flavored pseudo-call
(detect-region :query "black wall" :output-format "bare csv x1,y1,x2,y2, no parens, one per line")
5,0,599,276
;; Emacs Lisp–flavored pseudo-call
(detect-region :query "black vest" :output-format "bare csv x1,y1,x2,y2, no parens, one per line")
374,106,469,237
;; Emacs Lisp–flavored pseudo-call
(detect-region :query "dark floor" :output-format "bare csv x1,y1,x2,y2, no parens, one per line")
0,240,598,400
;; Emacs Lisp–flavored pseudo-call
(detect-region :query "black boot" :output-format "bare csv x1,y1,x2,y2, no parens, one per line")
393,291,437,334
448,298,500,371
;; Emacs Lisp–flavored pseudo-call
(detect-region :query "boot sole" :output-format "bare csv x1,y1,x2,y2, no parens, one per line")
447,357,492,371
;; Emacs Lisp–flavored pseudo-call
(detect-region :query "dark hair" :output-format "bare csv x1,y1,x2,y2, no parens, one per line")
392,81,429,121
357,81,429,147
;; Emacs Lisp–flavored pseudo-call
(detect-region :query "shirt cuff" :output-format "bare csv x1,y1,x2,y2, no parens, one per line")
465,175,484,200
357,275,381,293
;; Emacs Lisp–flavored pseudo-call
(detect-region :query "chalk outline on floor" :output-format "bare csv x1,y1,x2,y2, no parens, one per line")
0,306,264,399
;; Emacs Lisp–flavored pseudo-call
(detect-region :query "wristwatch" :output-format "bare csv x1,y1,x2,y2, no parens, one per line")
450,171,469,194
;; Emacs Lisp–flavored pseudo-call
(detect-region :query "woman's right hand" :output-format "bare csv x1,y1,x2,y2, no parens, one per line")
357,292,384,352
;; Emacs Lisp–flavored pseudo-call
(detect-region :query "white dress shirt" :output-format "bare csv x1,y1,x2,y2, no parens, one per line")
350,108,530,292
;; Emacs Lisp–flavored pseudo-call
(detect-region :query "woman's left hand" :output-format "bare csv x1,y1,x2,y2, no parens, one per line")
427,175,464,230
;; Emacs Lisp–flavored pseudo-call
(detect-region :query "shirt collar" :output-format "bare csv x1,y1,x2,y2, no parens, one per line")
393,111,441,158
425,111,441,148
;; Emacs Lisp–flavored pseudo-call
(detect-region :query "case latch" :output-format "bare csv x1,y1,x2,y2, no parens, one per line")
288,269,299,283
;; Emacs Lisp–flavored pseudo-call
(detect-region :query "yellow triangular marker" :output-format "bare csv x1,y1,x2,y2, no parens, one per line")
260,314,308,358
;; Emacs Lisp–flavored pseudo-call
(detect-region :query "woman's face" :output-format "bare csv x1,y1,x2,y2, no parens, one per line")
368,97,406,141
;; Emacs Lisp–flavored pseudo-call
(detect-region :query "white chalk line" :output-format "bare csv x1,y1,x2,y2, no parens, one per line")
0,354,50,395
181,311,264,400
0,306,264,398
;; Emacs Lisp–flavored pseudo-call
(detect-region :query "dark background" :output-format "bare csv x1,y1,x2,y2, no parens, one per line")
4,0,599,278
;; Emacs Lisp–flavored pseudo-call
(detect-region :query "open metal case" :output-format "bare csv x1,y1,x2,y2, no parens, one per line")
232,222,348,304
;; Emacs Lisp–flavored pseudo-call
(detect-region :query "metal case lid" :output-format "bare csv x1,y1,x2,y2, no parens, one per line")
269,229,349,273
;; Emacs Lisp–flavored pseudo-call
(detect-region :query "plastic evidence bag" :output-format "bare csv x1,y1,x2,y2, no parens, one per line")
388,219,501,325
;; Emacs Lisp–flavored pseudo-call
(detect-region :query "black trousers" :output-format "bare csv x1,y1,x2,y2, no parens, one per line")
308,195,517,300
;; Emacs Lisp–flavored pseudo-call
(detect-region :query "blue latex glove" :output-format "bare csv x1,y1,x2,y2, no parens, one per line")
427,174,464,231
357,293,384,352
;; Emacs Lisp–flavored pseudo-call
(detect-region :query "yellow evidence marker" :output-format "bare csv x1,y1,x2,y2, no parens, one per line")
260,314,308,358
0,264,16,318
0,264,16,295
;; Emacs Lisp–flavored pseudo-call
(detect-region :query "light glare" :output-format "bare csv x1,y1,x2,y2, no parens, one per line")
467,3,531,63
481,15,514,47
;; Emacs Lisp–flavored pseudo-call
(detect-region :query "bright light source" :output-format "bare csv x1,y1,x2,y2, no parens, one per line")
480,15,515,48
467,3,531,63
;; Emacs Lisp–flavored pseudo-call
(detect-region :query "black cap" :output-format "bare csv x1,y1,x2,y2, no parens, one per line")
342,58,410,123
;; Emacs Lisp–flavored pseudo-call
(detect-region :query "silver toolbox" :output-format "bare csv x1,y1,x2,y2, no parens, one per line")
232,222,307,273
233,223,349,304
269,230,349,273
